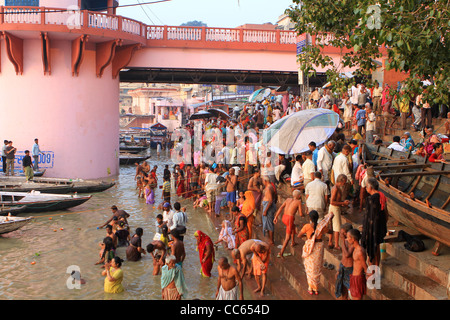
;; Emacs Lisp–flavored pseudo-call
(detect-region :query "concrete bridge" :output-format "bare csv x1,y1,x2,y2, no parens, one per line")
0,1,378,179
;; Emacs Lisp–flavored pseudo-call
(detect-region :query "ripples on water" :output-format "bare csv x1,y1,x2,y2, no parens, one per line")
0,149,229,300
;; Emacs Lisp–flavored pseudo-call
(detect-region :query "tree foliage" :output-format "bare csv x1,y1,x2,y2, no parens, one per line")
286,0,449,104
180,20,207,27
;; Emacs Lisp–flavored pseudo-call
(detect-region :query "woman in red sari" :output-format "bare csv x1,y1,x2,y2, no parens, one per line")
176,169,185,198
194,230,215,277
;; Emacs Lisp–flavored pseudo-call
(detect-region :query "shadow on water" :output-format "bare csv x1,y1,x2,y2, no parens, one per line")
0,148,229,300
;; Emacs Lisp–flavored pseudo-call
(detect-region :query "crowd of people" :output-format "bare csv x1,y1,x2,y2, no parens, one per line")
98,80,448,300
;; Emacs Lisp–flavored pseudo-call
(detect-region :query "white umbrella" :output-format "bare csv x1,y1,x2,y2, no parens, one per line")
248,88,271,102
263,108,339,154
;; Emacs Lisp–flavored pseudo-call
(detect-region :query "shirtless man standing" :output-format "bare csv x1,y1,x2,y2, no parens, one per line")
273,189,303,258
335,223,354,300
146,240,167,275
170,229,186,268
215,257,244,300
261,177,277,245
328,174,350,250
347,229,369,300
251,241,270,296
135,162,144,197
225,168,238,215
247,168,262,212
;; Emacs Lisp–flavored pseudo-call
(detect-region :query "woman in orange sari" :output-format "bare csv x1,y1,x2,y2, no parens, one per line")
194,230,215,277
241,191,256,239
299,210,334,295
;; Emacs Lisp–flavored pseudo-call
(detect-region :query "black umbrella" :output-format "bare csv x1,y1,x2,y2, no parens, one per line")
206,108,230,119
189,110,213,120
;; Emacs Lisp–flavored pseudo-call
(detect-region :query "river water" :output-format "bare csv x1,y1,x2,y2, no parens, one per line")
0,148,231,300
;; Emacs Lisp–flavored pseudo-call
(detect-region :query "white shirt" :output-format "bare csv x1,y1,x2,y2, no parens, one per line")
163,210,174,230
332,153,352,183
305,178,329,210
171,210,187,230
302,158,315,183
372,87,383,97
366,112,376,131
290,161,303,186
388,142,406,152
350,85,359,105
317,146,333,181
204,172,218,192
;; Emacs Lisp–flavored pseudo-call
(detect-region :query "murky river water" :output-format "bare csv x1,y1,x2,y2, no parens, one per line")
0,149,233,300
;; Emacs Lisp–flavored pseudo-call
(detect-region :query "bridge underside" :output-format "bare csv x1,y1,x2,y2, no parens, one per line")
119,68,327,87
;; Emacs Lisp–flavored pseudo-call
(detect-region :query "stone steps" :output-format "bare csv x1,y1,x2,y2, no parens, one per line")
270,185,449,300
338,212,449,300
207,209,303,301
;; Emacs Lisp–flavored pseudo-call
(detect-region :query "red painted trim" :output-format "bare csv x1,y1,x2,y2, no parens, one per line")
3,31,23,75
112,43,141,79
96,39,121,78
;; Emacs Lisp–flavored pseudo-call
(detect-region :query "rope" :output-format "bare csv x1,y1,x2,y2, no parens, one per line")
140,172,255,200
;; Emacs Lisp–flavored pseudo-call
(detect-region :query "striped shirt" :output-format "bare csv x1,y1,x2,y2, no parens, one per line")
163,181,171,193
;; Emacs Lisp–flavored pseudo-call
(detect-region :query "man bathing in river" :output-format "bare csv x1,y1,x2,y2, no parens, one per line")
273,189,303,258
231,239,264,278
146,240,167,275
216,257,244,300
98,206,130,230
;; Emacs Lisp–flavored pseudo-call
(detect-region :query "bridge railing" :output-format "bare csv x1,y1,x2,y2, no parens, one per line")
0,6,297,48
146,25,297,46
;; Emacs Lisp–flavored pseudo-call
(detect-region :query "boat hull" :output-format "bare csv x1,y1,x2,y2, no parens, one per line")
0,205,27,216
380,183,450,247
363,143,450,247
0,217,32,234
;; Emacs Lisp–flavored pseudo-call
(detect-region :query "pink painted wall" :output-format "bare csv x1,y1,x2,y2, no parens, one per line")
0,39,120,179
128,47,298,72
128,47,356,74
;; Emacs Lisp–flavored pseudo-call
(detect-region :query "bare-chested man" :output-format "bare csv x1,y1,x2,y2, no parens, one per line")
215,257,244,300
328,174,350,250
170,229,185,268
335,223,354,300
251,240,270,296
225,168,238,215
247,168,262,211
146,240,167,275
231,239,263,278
261,177,277,245
273,189,303,258
135,162,144,197
347,229,369,300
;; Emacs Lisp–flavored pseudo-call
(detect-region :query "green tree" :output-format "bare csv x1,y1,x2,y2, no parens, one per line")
180,20,207,27
286,0,449,104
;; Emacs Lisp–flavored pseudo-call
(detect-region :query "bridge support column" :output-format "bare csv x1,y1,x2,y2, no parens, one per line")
0,38,120,179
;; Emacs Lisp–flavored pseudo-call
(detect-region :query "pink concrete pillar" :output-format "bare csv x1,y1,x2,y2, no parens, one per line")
0,38,120,179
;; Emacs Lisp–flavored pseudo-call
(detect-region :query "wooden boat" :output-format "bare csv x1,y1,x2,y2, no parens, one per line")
0,177,115,194
0,215,33,235
119,153,151,165
0,182,74,194
119,145,149,154
0,205,27,216
362,143,450,255
0,191,92,213
23,177,116,194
